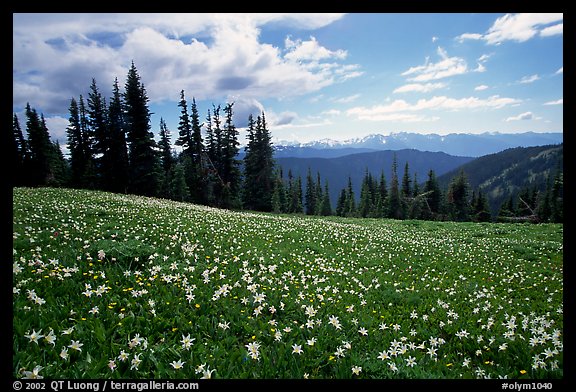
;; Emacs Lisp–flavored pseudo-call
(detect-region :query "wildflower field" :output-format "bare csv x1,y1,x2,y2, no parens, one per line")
12,187,563,379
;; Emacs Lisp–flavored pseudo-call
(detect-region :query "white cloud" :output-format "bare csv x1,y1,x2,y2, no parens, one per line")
432,36,439,43
555,66,563,74
457,13,563,45
540,23,563,37
401,47,468,82
505,111,538,121
519,74,540,84
284,36,347,62
475,85,489,91
13,13,356,115
544,98,563,105
321,109,341,116
347,95,521,122
393,82,446,94
456,33,483,42
333,94,361,103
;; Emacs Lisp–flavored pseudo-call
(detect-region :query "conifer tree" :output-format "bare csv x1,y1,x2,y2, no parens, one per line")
87,78,108,188
423,169,441,217
387,154,402,219
123,62,160,197
12,114,29,186
26,103,54,186
319,180,332,216
305,167,317,215
221,103,241,209
471,189,491,222
446,169,471,221
336,188,347,217
107,78,130,193
345,176,356,217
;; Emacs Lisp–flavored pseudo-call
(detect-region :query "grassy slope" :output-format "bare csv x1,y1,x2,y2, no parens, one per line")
12,188,563,379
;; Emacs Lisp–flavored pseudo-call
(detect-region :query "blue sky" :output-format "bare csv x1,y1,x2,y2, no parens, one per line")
13,13,563,148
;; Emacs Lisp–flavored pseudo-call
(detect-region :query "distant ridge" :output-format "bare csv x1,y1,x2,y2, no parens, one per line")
273,131,563,158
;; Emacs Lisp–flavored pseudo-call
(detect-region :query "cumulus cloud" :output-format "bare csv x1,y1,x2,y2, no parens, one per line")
347,95,521,121
505,111,541,121
543,98,563,106
457,13,563,45
284,36,347,62
333,94,361,103
518,74,540,84
401,47,468,82
13,13,357,116
474,85,489,91
393,82,446,94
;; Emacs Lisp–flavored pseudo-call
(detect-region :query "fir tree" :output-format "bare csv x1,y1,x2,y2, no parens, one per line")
387,154,402,219
336,188,347,217
319,181,332,216
107,77,130,193
87,78,108,188
424,169,441,217
345,176,356,217
123,62,160,197
243,113,275,211
446,169,471,222
221,103,241,209
305,168,317,215
25,103,54,186
12,114,29,186
471,189,491,222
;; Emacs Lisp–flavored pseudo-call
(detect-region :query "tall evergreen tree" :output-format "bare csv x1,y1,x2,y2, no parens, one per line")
336,188,348,217
446,169,471,221
175,90,193,155
387,154,402,219
471,189,491,222
221,103,242,209
319,180,333,216
67,97,89,187
107,77,130,193
123,62,160,196
158,118,174,199
358,169,374,218
12,114,29,186
158,118,173,174
243,113,275,211
87,78,108,188
423,169,441,217
50,140,70,186
375,171,388,218
189,97,206,204
305,167,317,215
25,103,54,186
315,172,324,215
345,176,356,217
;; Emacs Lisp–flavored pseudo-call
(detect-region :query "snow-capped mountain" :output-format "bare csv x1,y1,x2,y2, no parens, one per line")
273,131,563,158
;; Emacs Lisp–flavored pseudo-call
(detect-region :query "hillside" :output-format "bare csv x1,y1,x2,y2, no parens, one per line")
12,188,563,379
276,149,474,208
437,144,563,215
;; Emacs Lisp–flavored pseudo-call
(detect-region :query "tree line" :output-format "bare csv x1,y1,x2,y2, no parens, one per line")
12,62,562,223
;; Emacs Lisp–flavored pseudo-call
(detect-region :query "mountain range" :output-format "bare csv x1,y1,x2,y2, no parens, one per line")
274,143,563,216
273,131,563,158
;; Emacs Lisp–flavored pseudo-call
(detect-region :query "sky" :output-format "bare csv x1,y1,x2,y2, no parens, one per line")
13,13,563,149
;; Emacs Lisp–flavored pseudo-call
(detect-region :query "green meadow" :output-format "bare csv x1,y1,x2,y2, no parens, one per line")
12,187,563,379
